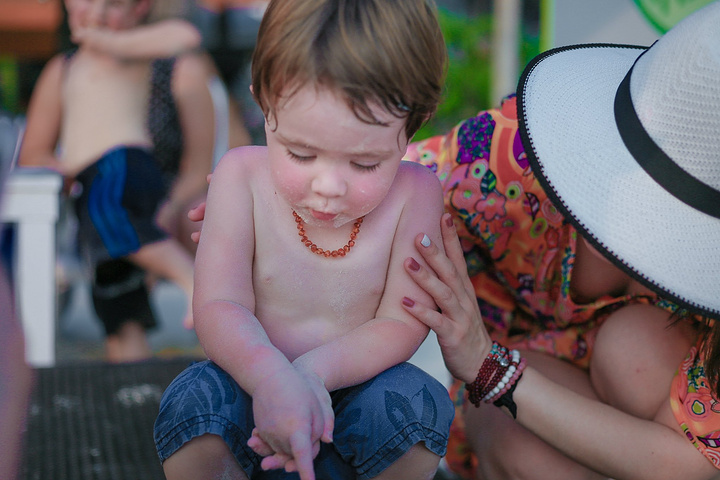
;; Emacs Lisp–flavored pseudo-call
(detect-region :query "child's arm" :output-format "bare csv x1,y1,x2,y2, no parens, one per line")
155,52,216,234
73,19,201,60
193,151,332,480
17,55,64,172
292,162,445,392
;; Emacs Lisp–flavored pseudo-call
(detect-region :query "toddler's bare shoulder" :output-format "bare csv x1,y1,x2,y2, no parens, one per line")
396,161,443,195
214,146,268,179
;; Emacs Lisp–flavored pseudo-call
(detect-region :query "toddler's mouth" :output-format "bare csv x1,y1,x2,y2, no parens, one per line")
311,210,338,221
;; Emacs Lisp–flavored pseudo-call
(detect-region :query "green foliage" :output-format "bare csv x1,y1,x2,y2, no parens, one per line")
415,8,540,141
0,57,19,114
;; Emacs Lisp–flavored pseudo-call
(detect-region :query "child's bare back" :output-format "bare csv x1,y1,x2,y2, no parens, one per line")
60,50,153,177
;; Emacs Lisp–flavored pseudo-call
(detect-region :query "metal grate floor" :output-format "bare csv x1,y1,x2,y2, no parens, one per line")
22,357,199,480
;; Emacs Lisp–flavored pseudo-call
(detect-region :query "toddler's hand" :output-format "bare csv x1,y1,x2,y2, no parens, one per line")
248,428,320,473
251,368,331,480
293,362,334,444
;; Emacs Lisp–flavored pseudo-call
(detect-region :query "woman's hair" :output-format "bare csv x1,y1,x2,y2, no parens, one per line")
670,310,719,398
251,0,447,139
700,319,720,397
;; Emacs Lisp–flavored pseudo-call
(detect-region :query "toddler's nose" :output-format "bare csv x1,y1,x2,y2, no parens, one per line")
311,170,347,198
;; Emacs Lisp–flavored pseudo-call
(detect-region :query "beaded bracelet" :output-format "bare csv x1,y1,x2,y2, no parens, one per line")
479,356,512,400
484,350,522,402
493,373,523,419
466,344,501,407
487,357,526,403
466,341,516,407
466,341,526,417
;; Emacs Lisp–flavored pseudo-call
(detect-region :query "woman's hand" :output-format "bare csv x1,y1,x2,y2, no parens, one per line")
402,213,492,384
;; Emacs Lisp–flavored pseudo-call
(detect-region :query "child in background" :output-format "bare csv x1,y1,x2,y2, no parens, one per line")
19,0,217,361
153,1,453,479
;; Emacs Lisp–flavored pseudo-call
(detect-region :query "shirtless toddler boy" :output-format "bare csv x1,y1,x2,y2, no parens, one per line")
154,1,454,479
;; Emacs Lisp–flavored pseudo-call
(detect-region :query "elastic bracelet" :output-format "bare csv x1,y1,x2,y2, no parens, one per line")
479,365,509,400
493,373,523,419
487,357,526,403
466,342,514,407
483,363,516,402
482,349,520,402
466,352,497,407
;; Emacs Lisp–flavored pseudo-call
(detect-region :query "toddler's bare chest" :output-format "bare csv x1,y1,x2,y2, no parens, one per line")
255,254,386,319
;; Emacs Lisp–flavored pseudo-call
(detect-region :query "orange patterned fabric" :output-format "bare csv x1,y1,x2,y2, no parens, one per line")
404,96,716,477
671,343,720,469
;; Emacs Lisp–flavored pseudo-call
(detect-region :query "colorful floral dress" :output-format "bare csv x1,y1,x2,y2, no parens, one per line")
404,95,719,477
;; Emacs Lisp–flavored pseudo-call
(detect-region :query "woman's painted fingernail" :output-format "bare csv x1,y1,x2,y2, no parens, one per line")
408,258,420,271
421,234,431,247
403,297,415,307
445,215,454,228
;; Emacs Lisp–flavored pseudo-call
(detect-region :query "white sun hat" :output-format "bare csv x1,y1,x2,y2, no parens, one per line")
517,0,720,318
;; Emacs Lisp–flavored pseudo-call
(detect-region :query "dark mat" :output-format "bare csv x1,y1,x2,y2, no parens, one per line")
22,357,200,480
21,356,460,480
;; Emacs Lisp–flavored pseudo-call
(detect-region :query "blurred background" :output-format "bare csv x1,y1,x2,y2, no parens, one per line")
0,0,711,366
1,0,705,144
0,1,712,478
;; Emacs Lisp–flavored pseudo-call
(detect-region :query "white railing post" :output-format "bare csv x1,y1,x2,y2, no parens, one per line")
1,168,62,367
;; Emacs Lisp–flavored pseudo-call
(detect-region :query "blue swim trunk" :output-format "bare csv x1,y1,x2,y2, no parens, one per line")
74,146,169,265
154,361,454,479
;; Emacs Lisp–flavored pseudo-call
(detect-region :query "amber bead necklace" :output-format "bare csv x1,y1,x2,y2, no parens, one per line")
292,210,364,258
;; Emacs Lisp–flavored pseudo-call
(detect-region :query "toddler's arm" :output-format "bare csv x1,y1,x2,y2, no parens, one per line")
193,151,332,479
73,19,201,59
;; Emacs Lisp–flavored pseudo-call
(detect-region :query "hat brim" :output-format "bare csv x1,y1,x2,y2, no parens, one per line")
518,44,720,317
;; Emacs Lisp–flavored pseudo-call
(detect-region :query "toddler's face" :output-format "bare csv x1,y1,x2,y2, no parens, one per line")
65,0,146,33
265,84,409,229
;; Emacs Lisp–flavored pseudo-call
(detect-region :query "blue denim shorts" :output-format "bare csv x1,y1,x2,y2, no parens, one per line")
154,360,453,479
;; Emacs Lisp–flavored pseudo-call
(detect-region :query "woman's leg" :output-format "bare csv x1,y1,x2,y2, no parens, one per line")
590,303,696,418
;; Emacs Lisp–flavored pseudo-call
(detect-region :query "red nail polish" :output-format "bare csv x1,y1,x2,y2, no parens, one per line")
408,258,420,271
445,215,453,228
403,297,415,307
